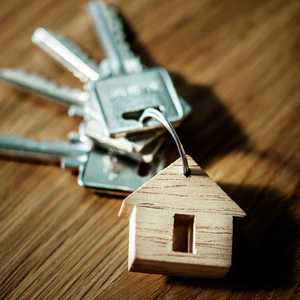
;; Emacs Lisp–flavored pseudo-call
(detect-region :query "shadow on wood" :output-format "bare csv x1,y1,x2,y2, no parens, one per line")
166,183,300,291
123,10,300,179
174,78,249,166
122,12,250,167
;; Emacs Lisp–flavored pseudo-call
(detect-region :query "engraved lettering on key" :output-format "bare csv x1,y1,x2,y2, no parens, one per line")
90,69,184,137
0,0,192,194
0,0,191,164
0,135,166,194
87,0,188,137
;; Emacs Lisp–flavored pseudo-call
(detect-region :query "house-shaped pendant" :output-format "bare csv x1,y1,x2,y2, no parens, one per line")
119,155,245,278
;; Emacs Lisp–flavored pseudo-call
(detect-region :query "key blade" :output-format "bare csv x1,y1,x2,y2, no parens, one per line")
0,136,91,162
81,119,165,163
78,148,166,194
32,28,100,82
88,1,123,74
88,1,142,75
0,69,89,106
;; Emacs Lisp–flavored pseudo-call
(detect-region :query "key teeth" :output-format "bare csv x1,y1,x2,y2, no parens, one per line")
0,68,88,106
61,155,88,169
87,0,143,74
62,132,92,169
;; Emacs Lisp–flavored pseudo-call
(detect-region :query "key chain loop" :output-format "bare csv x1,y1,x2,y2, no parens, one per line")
139,108,191,177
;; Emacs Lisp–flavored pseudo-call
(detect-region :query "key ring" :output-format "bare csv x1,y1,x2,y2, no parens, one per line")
139,108,191,177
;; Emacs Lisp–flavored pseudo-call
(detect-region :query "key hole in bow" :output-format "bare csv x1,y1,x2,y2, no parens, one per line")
137,162,151,177
122,106,165,121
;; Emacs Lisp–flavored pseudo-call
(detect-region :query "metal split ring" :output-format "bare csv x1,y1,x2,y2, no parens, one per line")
139,108,190,177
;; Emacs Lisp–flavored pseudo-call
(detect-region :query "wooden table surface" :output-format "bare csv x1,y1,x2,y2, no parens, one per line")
0,0,299,299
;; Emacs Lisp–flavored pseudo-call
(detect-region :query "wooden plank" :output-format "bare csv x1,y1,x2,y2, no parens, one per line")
0,0,300,299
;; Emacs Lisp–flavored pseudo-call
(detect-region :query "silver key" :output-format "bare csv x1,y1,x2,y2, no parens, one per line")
78,148,166,194
86,0,189,136
0,1,191,160
0,67,190,162
80,95,191,162
87,68,186,137
32,4,190,136
80,120,165,163
0,135,90,166
32,2,190,136
88,0,142,75
0,135,166,194
0,69,88,107
0,68,164,163
29,28,166,160
32,28,100,82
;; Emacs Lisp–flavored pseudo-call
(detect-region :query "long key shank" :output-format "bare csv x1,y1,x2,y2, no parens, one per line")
32,28,100,82
88,0,142,75
0,136,91,164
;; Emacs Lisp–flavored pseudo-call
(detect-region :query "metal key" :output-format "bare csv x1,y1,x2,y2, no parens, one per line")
88,0,142,75
86,0,189,136
0,68,164,162
0,135,90,164
0,69,88,108
32,28,100,82
0,0,191,160
0,135,166,194
0,0,191,195
79,120,165,163
29,27,168,161
31,25,190,131
31,1,190,137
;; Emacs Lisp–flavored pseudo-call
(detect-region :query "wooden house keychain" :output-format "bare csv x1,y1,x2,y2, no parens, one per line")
119,108,246,278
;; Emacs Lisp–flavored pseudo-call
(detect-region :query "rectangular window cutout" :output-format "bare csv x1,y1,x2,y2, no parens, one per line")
172,214,195,253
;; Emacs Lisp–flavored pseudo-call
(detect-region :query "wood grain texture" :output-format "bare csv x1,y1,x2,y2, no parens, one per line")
0,0,299,299
128,206,233,278
120,156,245,217
123,156,245,278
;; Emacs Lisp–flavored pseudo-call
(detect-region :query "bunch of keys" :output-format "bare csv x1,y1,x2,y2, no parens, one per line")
0,0,191,194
